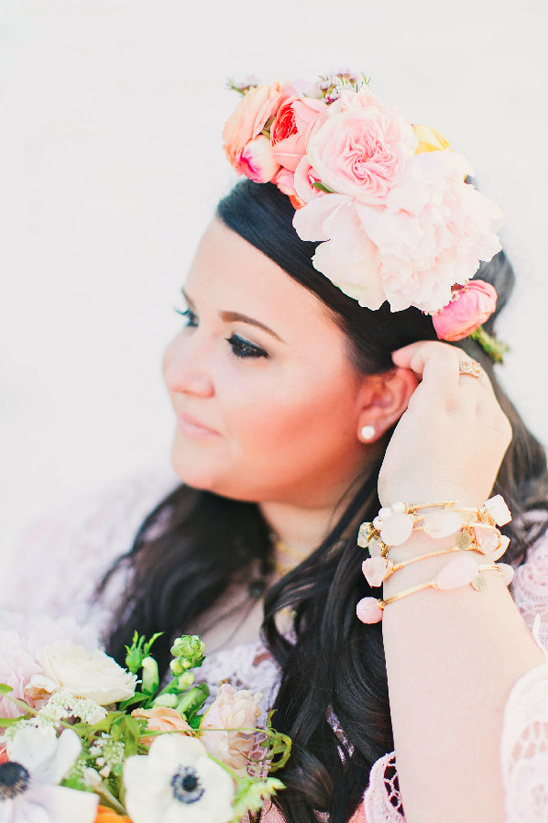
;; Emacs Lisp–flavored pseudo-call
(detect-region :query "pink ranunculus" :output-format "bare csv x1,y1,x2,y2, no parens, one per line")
271,96,328,172
432,280,498,341
305,104,417,202
237,134,280,183
223,82,284,172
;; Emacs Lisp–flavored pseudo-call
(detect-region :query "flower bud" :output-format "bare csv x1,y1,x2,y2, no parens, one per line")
141,657,159,696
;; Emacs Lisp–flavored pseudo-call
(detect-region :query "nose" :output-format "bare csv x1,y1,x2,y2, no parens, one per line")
162,331,215,398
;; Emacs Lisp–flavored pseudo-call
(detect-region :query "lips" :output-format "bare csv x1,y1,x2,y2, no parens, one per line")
175,409,220,438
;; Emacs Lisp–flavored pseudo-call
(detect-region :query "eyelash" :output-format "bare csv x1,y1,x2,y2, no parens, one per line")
174,308,269,360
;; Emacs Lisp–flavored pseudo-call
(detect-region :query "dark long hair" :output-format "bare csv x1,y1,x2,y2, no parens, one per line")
99,180,548,822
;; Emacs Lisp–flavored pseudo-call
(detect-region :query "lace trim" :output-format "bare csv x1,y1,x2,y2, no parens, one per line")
501,651,548,822
362,752,404,821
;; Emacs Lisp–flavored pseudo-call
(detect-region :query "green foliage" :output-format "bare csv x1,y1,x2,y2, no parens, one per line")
124,631,162,674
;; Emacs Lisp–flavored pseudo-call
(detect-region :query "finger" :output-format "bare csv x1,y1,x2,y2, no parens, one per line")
392,341,463,397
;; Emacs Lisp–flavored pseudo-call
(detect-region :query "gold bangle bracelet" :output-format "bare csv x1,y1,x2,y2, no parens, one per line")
380,562,502,610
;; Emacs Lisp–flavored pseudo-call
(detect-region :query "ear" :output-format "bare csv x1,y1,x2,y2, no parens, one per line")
356,367,419,443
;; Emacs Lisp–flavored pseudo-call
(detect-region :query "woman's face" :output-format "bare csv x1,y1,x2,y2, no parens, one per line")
162,219,373,508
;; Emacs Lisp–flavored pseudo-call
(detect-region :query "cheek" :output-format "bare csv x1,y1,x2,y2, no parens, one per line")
228,371,358,462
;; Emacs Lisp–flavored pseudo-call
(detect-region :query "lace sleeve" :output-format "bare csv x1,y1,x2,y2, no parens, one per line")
0,465,179,635
511,528,548,651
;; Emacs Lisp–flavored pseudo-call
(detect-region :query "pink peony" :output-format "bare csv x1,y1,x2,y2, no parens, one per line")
271,96,327,172
432,280,497,341
293,193,384,309
223,82,283,173
238,134,279,183
306,100,417,202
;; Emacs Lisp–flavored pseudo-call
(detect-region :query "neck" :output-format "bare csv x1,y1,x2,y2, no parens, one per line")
259,498,344,559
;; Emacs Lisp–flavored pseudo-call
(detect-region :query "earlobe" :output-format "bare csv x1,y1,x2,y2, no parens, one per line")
357,367,419,442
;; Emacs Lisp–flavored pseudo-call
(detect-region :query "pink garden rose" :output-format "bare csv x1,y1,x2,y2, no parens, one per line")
271,96,327,172
432,280,497,341
200,683,262,776
223,82,283,175
305,98,417,202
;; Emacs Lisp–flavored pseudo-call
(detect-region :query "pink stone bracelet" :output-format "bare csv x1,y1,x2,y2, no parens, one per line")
356,557,514,624
357,495,512,555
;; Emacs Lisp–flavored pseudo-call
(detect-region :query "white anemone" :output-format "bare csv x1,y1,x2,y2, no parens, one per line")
0,727,98,823
124,735,235,823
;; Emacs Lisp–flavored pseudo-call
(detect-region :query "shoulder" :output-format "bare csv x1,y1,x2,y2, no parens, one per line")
1,464,180,629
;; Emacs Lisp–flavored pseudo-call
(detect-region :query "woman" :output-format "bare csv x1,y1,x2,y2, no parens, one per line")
6,73,548,822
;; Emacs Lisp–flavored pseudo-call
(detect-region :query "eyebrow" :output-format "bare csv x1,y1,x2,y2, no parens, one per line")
182,290,286,343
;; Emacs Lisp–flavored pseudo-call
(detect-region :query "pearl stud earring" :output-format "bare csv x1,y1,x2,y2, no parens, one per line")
360,424,376,442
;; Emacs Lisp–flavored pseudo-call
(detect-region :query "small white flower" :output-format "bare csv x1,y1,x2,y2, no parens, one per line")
124,735,235,823
0,727,98,822
89,733,125,778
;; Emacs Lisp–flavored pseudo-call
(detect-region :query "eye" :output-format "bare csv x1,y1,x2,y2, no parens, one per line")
226,334,268,360
175,307,198,328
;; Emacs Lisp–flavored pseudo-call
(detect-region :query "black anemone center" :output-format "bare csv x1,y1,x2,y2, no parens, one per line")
0,762,31,799
170,766,204,804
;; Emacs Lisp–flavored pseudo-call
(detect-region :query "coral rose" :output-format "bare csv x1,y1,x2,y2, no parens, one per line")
432,280,497,341
306,101,417,202
223,82,283,172
271,96,327,172
131,706,192,748
200,683,262,776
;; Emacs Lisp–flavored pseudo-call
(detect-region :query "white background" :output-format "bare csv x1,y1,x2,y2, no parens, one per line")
1,0,547,556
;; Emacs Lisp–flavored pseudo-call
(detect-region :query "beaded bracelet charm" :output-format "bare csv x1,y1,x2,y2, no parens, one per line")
356,557,514,624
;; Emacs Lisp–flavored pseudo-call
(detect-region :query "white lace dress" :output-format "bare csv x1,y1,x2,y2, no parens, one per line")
2,466,547,823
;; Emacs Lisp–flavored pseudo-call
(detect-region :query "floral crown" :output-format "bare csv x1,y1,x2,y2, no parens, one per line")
223,71,507,361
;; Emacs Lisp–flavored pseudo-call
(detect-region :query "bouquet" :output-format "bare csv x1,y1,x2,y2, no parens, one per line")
0,616,291,823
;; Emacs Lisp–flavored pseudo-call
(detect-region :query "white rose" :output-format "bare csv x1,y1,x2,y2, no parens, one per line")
31,640,136,705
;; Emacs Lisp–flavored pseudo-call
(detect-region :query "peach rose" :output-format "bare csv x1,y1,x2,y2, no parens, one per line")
431,280,497,341
271,96,327,172
131,706,192,748
223,82,283,172
306,105,417,202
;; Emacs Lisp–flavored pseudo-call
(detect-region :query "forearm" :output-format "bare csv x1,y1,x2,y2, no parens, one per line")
381,533,545,823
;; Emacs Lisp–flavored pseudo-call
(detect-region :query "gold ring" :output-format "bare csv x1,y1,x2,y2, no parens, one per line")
458,359,482,379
